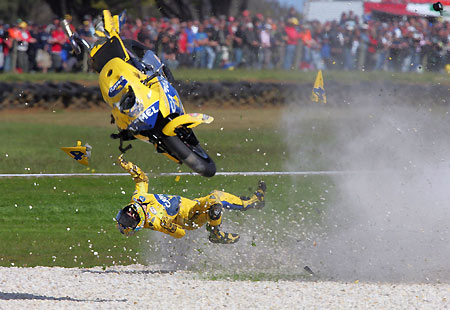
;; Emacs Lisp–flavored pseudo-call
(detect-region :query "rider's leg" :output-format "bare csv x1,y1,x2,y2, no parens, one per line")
212,180,266,211
205,203,240,244
189,193,238,244
181,195,238,244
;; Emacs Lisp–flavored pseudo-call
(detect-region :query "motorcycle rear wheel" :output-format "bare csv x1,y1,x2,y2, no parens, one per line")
162,136,216,177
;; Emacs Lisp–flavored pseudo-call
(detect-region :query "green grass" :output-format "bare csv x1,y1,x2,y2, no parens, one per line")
0,69,448,85
0,107,292,174
0,174,332,268
0,107,337,268
0,176,142,267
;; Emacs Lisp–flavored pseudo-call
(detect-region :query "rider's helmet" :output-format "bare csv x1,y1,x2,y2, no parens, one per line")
115,202,145,233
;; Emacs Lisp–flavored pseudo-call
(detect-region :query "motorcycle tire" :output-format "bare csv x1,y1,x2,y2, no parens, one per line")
162,136,216,177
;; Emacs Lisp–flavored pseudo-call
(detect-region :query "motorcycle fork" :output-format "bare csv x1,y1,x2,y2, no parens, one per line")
174,126,199,146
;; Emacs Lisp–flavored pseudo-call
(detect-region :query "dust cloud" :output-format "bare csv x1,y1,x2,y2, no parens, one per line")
141,94,450,283
282,99,450,282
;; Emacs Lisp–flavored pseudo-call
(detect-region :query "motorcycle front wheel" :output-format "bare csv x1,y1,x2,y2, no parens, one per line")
162,136,216,177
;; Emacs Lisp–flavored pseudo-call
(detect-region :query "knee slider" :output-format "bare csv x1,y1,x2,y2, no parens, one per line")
208,204,222,220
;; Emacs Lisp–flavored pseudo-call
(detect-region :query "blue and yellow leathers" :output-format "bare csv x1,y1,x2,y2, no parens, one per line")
117,155,265,243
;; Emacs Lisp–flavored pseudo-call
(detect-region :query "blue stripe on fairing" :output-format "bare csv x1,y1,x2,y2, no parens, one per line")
222,201,243,210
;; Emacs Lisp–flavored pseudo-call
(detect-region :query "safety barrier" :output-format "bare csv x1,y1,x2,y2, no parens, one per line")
0,80,447,109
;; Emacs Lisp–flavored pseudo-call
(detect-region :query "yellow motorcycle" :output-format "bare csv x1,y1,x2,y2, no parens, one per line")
63,10,216,177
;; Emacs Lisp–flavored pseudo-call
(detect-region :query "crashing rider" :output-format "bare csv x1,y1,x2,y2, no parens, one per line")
116,155,266,244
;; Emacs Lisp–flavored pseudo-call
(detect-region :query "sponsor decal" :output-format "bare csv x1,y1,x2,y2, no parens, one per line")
155,194,181,216
109,76,128,97
136,104,159,123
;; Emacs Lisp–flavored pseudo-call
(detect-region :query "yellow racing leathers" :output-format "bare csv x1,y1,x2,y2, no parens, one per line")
116,155,266,244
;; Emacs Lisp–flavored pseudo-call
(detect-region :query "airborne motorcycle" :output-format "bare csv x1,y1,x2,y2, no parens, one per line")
63,10,216,177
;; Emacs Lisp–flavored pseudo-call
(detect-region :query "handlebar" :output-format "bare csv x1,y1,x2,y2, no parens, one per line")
142,63,164,85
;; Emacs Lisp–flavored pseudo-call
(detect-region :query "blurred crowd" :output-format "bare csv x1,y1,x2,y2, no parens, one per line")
0,7,449,74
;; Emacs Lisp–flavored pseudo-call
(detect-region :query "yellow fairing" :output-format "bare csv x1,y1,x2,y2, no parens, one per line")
103,10,115,34
99,58,159,130
162,113,214,136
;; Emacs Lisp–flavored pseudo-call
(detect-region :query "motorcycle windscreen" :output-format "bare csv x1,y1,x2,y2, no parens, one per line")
141,50,162,75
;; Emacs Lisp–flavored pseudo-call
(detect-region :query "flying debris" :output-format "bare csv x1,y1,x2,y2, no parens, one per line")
61,140,92,166
311,70,327,104
432,2,444,16
304,266,315,276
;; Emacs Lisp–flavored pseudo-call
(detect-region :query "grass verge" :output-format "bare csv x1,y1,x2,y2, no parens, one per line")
0,69,447,85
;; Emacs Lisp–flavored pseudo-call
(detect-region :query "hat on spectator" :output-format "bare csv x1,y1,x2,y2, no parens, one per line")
19,21,27,28
288,17,299,26
229,16,235,22
242,10,250,17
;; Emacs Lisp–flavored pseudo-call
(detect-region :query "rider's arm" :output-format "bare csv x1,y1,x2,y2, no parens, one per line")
157,215,186,239
150,197,186,238
118,154,148,194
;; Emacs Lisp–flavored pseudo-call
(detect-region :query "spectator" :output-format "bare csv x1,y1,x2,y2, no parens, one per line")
1,9,448,74
320,36,332,69
231,22,245,68
329,23,345,70
161,27,179,70
35,25,51,73
177,22,190,67
375,32,390,71
299,23,314,70
366,26,378,70
260,23,272,69
0,22,6,71
204,20,218,69
48,19,66,72
137,21,153,49
343,24,358,71
242,22,259,68
284,17,300,70
193,24,208,68
16,21,36,73
272,20,286,69
358,24,370,70
216,19,232,68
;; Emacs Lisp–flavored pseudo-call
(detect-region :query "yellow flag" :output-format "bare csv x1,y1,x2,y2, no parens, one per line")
311,70,327,104
61,141,92,166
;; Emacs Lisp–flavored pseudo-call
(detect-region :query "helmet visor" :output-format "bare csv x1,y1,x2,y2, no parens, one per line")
116,205,139,229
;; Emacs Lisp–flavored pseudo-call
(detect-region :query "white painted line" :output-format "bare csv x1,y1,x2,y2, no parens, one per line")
0,171,367,178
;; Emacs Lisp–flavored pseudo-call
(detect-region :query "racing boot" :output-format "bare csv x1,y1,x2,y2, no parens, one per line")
207,224,240,244
241,180,266,210
206,204,240,244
